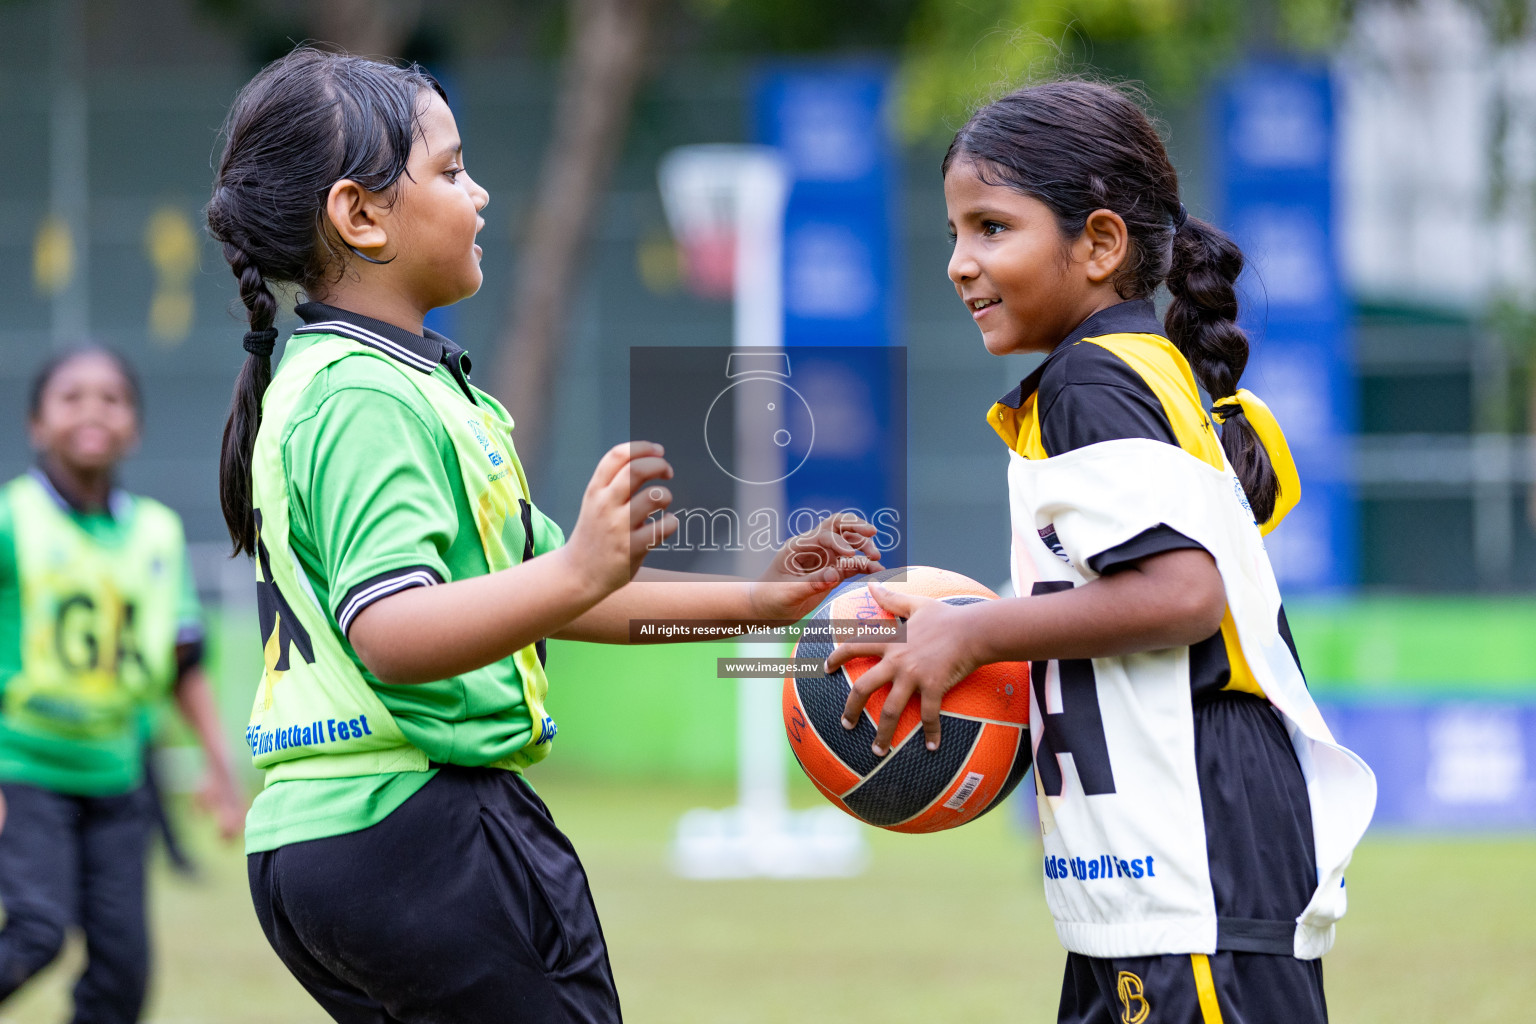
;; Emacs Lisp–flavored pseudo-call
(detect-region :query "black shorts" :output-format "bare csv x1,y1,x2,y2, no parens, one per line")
1058,949,1325,1024
248,766,620,1024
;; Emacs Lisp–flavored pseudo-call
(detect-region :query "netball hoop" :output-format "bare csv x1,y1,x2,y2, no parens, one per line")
657,145,867,879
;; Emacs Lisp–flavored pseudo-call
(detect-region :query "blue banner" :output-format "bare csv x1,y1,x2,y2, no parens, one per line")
1323,701,1536,829
755,66,906,567
1213,64,1357,590
1014,699,1536,833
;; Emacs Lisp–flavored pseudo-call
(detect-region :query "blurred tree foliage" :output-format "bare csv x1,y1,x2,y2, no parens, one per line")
898,0,1352,140
671,0,925,50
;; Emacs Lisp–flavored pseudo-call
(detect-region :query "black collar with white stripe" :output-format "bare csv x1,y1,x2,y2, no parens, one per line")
292,302,475,401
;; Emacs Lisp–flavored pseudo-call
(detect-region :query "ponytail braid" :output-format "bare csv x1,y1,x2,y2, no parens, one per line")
1164,216,1279,524
218,241,278,556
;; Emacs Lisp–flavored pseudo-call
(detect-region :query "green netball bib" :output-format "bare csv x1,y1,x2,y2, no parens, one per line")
246,335,555,784
0,475,184,793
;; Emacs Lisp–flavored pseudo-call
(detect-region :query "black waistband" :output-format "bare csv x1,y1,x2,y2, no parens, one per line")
1193,689,1271,709
1217,916,1297,955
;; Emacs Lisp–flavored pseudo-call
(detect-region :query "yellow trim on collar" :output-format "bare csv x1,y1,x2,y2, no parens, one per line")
1211,389,1300,535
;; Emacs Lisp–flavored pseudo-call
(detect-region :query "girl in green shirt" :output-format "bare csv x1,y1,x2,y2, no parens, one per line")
209,48,880,1024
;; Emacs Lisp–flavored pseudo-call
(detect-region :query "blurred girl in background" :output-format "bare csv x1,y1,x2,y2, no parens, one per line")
0,346,243,1023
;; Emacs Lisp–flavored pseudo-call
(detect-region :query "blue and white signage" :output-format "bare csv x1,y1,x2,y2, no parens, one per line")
1214,64,1357,589
755,66,906,566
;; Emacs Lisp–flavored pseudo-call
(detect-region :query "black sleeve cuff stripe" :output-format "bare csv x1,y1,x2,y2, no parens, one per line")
175,639,206,679
335,566,445,635
1088,525,1206,576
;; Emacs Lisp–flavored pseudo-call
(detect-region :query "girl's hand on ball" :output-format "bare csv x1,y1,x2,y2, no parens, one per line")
749,513,883,621
830,583,979,755
565,442,678,595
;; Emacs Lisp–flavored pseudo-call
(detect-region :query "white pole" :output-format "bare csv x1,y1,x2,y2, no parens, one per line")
732,156,786,351
730,152,791,829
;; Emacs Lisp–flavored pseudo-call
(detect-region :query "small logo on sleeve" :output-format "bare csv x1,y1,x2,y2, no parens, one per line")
1038,524,1072,565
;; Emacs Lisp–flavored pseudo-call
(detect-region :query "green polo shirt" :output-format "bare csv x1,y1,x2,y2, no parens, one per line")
0,472,204,795
243,304,564,853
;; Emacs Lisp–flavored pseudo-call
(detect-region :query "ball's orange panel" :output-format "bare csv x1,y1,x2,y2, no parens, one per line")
782,678,862,794
941,660,1032,725
826,587,892,624
882,566,997,600
887,723,1025,834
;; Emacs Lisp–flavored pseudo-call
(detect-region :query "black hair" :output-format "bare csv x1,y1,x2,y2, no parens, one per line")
28,346,142,420
942,79,1279,524
206,46,446,556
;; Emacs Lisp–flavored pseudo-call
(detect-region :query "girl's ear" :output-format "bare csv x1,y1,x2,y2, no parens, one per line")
325,179,391,259
1079,208,1129,285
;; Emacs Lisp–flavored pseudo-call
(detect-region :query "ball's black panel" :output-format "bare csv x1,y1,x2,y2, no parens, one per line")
793,668,883,778
794,633,834,667
861,567,911,587
821,574,874,603
971,730,1034,822
791,600,885,778
843,715,983,827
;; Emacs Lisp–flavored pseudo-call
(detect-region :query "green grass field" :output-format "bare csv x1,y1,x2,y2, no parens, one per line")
1,771,1533,1024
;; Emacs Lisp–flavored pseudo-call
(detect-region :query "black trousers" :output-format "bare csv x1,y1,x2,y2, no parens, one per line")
0,782,152,1024
249,766,621,1024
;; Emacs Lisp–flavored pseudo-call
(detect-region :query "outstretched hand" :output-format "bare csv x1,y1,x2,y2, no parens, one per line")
564,442,678,596
748,513,884,622
828,581,979,756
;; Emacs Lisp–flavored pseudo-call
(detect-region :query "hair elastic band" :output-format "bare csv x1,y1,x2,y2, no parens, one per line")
1209,389,1301,535
1172,203,1189,230
346,243,395,265
1208,394,1241,424
243,328,279,357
